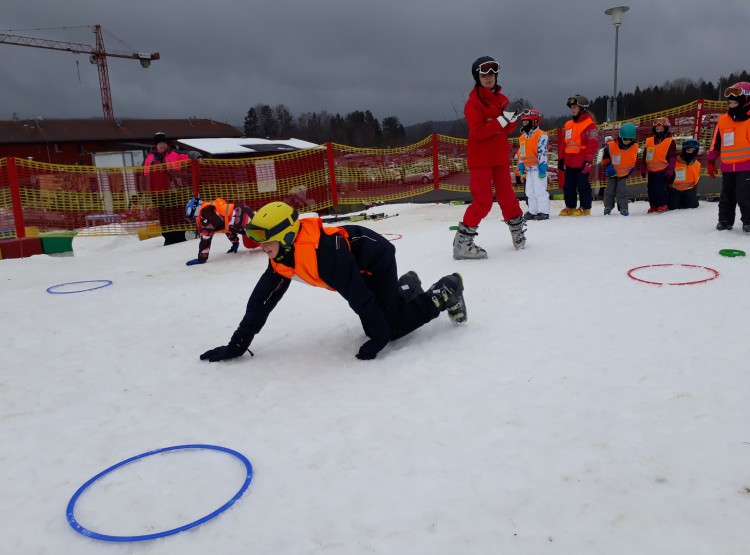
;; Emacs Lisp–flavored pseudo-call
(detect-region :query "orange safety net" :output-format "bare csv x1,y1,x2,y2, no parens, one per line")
0,99,732,239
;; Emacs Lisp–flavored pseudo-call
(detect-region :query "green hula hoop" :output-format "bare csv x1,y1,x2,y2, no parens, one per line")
719,249,746,257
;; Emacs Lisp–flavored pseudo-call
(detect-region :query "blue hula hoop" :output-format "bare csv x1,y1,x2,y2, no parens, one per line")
66,444,253,542
47,280,113,294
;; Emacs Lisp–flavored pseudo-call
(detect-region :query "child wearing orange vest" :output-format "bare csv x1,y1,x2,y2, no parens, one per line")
517,109,550,221
558,95,598,216
184,198,259,265
707,82,750,232
667,139,701,210
640,117,676,213
602,123,638,216
199,202,468,362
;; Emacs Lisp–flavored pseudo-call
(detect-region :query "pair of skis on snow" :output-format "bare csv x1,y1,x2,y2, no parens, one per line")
322,212,398,223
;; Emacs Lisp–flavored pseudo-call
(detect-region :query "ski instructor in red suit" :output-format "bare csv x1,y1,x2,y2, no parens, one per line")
452,56,526,259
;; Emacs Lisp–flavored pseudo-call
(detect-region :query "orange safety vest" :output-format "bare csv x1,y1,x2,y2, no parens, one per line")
270,218,349,290
519,128,546,168
713,114,750,167
607,140,638,177
197,198,234,233
644,136,673,171
673,158,701,191
563,118,591,155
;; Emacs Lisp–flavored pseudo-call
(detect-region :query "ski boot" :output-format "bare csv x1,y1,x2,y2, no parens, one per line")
453,223,487,260
536,213,549,221
523,211,536,221
397,271,424,303
506,215,527,249
429,273,467,323
716,222,733,231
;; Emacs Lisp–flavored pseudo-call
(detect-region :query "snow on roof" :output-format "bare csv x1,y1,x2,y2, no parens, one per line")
177,137,321,155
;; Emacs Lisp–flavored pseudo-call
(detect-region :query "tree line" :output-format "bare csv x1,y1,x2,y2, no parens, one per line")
243,105,407,147
241,70,749,146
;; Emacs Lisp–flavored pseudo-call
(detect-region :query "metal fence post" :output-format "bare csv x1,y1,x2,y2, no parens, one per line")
326,142,339,212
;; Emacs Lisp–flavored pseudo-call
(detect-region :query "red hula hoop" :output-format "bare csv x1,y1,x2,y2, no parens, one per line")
627,264,720,286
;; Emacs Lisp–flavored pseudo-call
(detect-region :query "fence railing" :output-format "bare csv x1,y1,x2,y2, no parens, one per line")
0,99,725,239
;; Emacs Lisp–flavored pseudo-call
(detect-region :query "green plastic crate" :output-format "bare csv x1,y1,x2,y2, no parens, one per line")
41,236,74,254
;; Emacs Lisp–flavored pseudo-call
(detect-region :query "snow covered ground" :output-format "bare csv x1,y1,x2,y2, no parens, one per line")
1,199,749,555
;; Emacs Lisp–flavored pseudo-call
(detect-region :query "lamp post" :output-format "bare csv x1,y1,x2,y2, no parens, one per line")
604,5,629,122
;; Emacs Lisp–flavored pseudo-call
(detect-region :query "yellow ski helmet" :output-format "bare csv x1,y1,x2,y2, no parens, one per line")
246,202,300,246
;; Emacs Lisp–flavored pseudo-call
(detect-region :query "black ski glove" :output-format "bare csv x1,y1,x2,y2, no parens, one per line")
356,338,388,360
200,331,253,362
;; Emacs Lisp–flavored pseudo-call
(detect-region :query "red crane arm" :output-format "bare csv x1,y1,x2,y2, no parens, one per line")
0,25,159,120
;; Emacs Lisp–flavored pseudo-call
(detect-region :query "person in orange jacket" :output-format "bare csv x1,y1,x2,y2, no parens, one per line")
184,198,259,265
707,82,750,232
452,55,526,259
640,117,676,213
558,95,598,216
199,202,467,362
667,138,701,210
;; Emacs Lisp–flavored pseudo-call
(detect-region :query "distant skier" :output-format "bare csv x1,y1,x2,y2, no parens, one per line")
144,132,203,245
640,117,676,214
199,202,467,362
558,95,599,216
707,82,750,232
184,198,259,265
517,109,550,221
601,122,638,216
667,138,702,210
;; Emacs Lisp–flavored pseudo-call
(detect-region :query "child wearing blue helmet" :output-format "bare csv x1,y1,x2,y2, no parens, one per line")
601,122,638,215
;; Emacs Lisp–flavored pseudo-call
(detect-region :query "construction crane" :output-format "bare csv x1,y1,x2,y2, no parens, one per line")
0,25,160,120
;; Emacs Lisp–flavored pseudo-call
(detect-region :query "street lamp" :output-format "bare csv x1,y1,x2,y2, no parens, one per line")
604,5,629,122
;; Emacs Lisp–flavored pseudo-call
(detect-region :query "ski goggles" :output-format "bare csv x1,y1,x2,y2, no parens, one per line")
653,117,670,127
245,211,298,243
476,61,499,75
724,86,749,98
566,97,587,108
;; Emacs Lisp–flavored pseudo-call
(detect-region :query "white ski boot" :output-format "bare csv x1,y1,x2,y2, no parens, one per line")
453,223,487,260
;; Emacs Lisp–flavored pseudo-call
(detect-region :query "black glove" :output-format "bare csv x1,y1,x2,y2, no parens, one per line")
506,98,525,114
200,331,253,362
227,243,239,254
356,338,388,360
557,159,565,171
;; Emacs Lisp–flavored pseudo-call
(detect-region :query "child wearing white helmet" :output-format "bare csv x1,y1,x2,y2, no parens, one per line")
707,82,750,232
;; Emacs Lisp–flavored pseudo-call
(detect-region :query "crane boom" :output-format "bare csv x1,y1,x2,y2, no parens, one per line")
0,25,160,120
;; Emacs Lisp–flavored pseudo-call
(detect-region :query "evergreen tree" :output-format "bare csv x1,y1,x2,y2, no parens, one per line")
257,104,279,139
382,116,406,146
275,104,296,137
243,107,259,137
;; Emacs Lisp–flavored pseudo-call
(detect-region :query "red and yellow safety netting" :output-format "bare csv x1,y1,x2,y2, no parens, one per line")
0,99,727,238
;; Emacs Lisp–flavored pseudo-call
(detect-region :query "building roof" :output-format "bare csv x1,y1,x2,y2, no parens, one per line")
0,118,241,144
177,137,321,155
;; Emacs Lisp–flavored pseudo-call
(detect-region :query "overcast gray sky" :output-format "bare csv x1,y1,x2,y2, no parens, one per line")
2,0,748,127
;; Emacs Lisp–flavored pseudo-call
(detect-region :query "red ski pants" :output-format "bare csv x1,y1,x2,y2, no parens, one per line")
462,165,522,226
